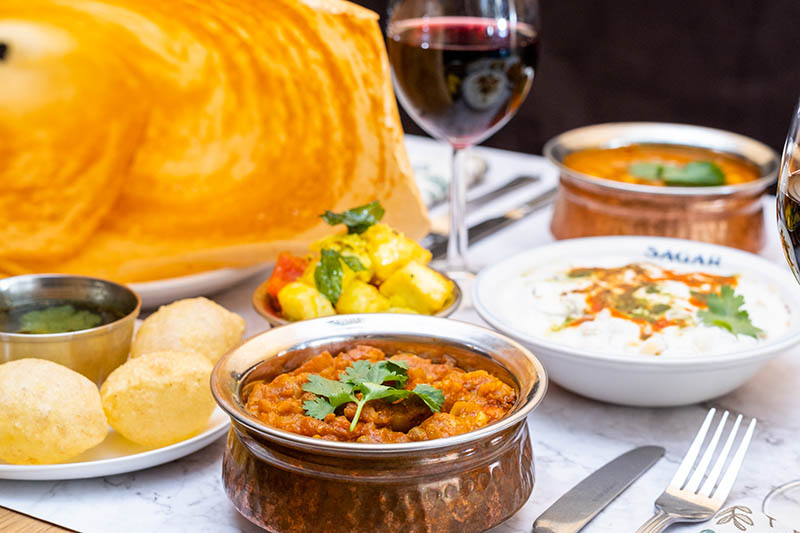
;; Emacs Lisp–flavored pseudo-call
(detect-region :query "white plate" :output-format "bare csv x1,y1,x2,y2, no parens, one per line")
0,408,229,481
130,265,268,309
474,236,800,406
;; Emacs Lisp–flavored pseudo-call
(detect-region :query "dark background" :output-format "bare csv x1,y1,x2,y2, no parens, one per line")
358,0,800,154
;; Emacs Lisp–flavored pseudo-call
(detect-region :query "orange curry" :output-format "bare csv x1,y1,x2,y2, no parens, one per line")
245,345,516,443
563,144,760,186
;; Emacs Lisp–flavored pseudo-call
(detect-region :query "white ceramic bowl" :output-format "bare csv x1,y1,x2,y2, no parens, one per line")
474,236,800,407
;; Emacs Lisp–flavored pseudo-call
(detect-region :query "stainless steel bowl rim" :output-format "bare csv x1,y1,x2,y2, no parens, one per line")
211,314,548,455
543,121,779,197
252,267,463,327
0,273,141,341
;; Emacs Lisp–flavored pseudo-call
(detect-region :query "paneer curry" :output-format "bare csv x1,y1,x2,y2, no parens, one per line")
245,345,517,443
265,202,455,321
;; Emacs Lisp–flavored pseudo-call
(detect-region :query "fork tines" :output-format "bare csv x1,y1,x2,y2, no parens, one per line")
671,408,757,502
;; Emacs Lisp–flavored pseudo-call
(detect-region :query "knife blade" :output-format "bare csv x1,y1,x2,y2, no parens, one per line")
531,445,665,533
427,185,558,259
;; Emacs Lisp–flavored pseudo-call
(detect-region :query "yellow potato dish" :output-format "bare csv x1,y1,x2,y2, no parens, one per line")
264,202,454,321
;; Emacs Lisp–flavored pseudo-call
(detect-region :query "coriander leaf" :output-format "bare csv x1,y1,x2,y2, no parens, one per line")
302,374,355,408
342,359,408,386
348,382,413,431
314,249,344,303
650,303,670,315
366,360,408,386
340,254,366,272
662,161,725,186
340,360,372,385
321,201,385,234
348,382,387,431
412,384,445,412
384,359,408,372
303,398,336,420
566,268,595,278
696,285,764,338
628,162,664,180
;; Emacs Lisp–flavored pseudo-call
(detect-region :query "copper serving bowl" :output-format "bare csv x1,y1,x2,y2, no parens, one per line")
251,269,462,327
544,122,780,252
211,314,547,533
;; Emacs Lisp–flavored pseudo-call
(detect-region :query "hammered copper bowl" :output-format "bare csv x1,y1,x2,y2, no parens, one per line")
544,122,780,252
251,269,462,327
211,314,547,533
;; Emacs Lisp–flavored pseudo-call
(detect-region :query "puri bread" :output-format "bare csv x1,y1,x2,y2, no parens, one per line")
0,0,428,282
131,297,245,363
100,350,215,448
0,359,108,465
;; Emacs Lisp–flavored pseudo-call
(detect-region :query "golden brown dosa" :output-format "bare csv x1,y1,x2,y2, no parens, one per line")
0,0,428,282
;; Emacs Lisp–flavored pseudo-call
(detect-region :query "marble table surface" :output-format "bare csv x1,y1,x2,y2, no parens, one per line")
1,137,798,533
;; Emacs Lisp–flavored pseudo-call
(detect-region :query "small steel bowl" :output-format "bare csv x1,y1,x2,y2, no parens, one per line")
0,274,140,385
251,269,462,326
544,122,780,252
211,314,547,533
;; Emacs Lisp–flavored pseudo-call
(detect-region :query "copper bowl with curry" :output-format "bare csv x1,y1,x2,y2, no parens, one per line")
544,122,780,252
211,314,547,533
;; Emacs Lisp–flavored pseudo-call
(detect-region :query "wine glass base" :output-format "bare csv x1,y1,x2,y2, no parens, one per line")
762,479,800,528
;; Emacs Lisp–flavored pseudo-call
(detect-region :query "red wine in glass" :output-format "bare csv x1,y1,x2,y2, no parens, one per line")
388,17,538,149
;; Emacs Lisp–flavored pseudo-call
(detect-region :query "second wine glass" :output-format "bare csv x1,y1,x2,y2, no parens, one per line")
386,0,540,274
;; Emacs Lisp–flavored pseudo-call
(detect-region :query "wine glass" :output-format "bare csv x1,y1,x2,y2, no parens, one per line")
772,96,800,528
386,0,540,275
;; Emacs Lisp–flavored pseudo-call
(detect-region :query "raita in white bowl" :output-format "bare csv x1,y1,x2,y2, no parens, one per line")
474,236,800,406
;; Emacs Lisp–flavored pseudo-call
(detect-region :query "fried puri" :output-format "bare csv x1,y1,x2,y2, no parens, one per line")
130,297,244,363
100,350,215,448
0,359,108,464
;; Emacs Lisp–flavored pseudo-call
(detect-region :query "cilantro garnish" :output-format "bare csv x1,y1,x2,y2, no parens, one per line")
629,161,725,186
314,249,366,304
694,285,764,338
301,358,445,431
321,201,385,234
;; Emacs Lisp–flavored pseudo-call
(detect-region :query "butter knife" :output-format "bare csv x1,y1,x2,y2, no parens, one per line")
428,185,557,259
531,446,665,533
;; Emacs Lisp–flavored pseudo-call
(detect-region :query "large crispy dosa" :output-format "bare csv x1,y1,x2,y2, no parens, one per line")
0,0,428,282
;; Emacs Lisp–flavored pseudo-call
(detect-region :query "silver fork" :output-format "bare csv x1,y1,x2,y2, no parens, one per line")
636,408,757,533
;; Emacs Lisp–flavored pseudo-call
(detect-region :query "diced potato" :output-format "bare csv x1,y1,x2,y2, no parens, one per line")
298,260,317,287
363,223,432,282
277,282,335,321
335,280,390,314
379,261,454,314
309,233,372,282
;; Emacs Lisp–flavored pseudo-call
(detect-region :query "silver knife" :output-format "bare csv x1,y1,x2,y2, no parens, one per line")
427,185,558,259
531,446,665,533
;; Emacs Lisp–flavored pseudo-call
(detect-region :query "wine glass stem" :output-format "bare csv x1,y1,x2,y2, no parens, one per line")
447,145,470,272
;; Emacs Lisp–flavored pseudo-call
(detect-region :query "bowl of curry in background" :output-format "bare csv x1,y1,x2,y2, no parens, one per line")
211,314,547,533
544,122,780,252
0,274,140,385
